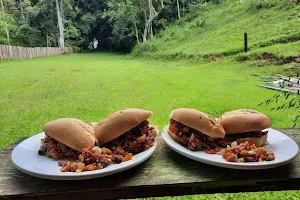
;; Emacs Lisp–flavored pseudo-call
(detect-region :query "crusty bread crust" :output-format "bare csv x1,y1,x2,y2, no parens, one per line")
42,118,96,152
218,109,272,134
170,108,225,138
94,108,153,145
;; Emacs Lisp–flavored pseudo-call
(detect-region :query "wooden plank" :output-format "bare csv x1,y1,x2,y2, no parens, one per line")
256,84,297,93
0,129,300,199
0,45,73,60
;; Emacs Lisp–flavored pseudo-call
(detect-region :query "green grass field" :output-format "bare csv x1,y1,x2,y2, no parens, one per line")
135,190,300,200
0,53,299,199
0,53,298,149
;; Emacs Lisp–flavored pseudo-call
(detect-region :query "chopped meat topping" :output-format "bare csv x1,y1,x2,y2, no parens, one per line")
105,120,157,155
38,135,80,160
51,120,157,172
221,141,275,162
169,119,221,152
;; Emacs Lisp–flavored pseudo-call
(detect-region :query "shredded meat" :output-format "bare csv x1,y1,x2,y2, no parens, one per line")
105,120,157,155
169,119,220,152
78,147,114,167
58,146,120,172
38,135,80,160
221,141,275,162
56,120,156,173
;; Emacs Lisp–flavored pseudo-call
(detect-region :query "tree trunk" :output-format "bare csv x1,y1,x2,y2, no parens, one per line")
56,0,64,48
182,0,185,18
160,0,164,8
19,2,26,22
0,0,10,45
143,10,147,43
143,0,160,43
132,14,140,43
176,0,181,19
46,34,49,47
150,22,153,38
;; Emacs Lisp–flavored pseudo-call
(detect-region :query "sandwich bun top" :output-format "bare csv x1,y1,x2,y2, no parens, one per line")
42,118,96,152
169,108,226,138
217,109,272,134
94,108,152,145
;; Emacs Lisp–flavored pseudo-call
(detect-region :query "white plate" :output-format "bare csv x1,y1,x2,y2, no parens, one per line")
11,132,157,180
161,125,299,170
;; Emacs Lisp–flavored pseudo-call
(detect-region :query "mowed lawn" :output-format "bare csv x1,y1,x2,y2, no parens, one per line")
0,52,298,150
0,52,300,199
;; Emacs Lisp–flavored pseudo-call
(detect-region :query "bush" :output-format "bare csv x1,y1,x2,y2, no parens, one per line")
71,46,81,53
250,0,280,10
131,43,157,56
188,18,206,29
257,33,300,47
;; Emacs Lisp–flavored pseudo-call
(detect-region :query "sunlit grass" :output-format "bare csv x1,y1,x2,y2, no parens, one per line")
133,1,300,59
134,190,300,200
0,53,298,150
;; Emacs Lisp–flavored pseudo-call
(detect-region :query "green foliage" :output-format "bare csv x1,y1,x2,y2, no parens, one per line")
71,45,81,53
250,0,280,10
259,90,300,127
131,0,300,59
251,0,300,10
189,18,206,28
15,24,44,47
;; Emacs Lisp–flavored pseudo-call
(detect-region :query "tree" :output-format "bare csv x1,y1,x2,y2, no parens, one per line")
56,0,64,48
176,0,181,19
0,0,10,44
0,0,216,50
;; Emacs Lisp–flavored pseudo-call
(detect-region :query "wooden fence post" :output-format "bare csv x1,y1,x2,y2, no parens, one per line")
0,45,73,60
244,32,248,52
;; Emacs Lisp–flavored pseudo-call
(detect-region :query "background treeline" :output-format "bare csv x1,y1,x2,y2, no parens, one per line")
0,0,298,52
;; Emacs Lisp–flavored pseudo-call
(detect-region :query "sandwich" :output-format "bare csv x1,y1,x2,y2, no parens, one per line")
38,118,96,160
217,109,272,147
94,108,159,156
168,108,226,153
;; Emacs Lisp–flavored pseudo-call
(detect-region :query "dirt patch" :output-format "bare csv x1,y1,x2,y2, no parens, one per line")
260,52,274,62
296,56,300,63
212,54,223,61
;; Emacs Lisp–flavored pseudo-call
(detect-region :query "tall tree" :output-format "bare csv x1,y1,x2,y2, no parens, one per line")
56,0,64,48
142,0,160,42
0,0,10,45
176,0,181,19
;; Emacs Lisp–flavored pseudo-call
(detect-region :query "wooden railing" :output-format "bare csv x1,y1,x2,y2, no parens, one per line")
0,45,73,60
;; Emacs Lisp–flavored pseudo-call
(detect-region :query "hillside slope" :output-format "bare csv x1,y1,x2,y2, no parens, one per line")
132,1,300,59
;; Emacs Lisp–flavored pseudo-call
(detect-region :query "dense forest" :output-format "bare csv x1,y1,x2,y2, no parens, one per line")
0,0,298,51
0,0,215,51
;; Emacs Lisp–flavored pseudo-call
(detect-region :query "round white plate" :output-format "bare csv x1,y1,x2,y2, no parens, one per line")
11,132,157,180
161,125,299,170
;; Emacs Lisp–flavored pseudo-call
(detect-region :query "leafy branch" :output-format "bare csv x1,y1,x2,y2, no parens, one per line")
258,90,300,127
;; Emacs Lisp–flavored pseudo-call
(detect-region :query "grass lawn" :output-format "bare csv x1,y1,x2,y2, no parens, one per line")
0,52,299,199
135,190,300,200
0,52,298,149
